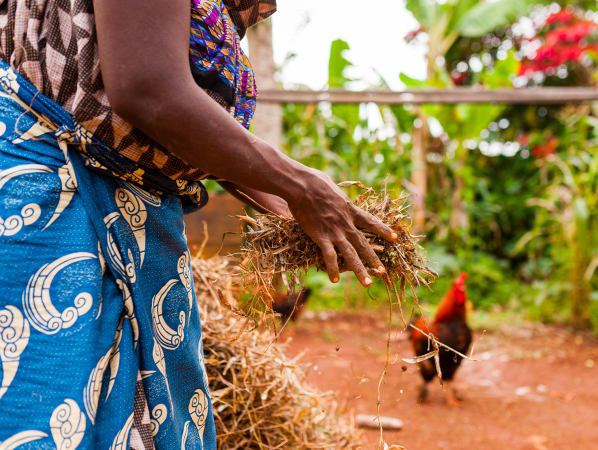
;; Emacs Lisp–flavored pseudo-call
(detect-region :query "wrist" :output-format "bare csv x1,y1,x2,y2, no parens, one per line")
252,139,311,204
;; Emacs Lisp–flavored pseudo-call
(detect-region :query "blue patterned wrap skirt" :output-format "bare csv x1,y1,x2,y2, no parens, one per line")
0,61,216,448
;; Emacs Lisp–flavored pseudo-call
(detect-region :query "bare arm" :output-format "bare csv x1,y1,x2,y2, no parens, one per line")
93,0,396,286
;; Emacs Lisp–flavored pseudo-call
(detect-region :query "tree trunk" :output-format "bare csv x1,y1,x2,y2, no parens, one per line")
570,229,592,329
450,143,468,232
570,272,592,330
247,19,282,150
411,111,428,233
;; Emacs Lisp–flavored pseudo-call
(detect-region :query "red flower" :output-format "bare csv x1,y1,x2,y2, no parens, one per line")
535,44,558,62
450,70,468,85
572,21,596,39
520,16,597,76
560,44,584,63
532,136,558,158
546,10,574,25
545,21,596,44
518,62,531,76
517,134,531,146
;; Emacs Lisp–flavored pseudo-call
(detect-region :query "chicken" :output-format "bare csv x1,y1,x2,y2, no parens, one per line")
410,273,472,406
272,287,312,323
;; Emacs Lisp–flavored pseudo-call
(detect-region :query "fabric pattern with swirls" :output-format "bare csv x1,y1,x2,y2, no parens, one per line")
0,62,215,448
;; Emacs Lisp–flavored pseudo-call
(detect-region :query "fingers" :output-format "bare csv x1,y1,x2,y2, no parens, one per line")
337,239,372,287
354,208,397,242
348,231,386,277
317,239,339,283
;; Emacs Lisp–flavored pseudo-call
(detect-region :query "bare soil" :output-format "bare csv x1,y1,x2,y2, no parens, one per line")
283,310,598,450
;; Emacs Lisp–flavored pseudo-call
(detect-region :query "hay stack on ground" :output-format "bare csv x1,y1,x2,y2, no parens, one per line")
192,256,360,449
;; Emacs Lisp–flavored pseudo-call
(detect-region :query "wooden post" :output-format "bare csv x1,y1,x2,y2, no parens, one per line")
247,19,283,150
256,87,598,105
570,220,592,329
411,110,428,232
450,143,469,232
570,257,592,330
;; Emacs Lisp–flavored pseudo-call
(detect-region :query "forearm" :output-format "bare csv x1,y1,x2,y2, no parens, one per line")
94,0,308,203
119,85,307,202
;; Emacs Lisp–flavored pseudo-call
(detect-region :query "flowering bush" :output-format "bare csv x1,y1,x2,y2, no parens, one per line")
519,9,598,77
532,135,559,158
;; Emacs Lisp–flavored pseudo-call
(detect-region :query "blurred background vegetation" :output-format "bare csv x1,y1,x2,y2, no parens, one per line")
209,1,598,331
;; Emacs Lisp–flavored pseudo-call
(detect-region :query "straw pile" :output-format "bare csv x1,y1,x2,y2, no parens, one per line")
238,185,437,311
192,256,360,449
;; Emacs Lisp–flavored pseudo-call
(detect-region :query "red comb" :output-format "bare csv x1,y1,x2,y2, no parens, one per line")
459,272,469,281
453,273,468,303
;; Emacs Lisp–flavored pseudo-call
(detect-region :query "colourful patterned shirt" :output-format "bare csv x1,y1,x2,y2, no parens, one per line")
0,0,276,181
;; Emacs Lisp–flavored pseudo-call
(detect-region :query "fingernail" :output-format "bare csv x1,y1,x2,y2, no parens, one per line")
364,277,372,286
391,232,398,241
332,276,339,283
377,265,386,274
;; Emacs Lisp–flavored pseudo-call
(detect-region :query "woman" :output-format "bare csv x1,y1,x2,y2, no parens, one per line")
0,0,395,448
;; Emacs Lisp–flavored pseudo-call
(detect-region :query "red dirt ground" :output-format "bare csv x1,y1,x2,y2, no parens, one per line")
283,311,598,450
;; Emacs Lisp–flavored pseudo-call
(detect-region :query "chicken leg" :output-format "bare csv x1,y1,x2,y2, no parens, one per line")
417,383,429,403
443,381,462,407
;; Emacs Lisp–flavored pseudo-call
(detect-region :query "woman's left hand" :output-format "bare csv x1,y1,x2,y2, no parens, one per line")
218,181,292,217
255,193,292,217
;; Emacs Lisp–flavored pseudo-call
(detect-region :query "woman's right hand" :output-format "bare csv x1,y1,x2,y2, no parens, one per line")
286,168,397,287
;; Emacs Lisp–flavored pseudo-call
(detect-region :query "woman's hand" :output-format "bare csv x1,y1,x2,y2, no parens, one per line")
218,181,292,217
287,169,397,287
256,194,292,218
221,175,395,286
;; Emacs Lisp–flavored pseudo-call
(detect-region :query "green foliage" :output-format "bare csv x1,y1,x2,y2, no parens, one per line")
304,244,523,318
399,73,429,89
446,0,479,36
285,37,531,316
279,3,598,332
405,0,535,39
282,40,412,193
328,39,353,88
406,1,598,330
425,244,518,310
405,0,538,81
553,0,597,10
481,49,519,88
456,0,537,38
406,0,438,29
515,112,598,329
415,50,517,141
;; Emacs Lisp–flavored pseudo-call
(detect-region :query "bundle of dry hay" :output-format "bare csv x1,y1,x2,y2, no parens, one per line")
237,186,437,447
239,185,437,312
192,256,360,449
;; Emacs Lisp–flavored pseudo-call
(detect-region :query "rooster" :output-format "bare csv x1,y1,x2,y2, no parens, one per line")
410,273,472,406
272,287,312,323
